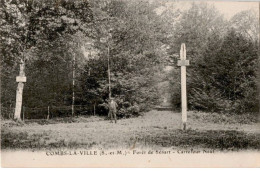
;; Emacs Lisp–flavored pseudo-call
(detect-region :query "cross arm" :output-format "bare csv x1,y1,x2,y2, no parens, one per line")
16,76,27,83
177,60,190,66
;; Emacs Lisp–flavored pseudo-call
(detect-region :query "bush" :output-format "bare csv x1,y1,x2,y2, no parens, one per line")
117,101,140,118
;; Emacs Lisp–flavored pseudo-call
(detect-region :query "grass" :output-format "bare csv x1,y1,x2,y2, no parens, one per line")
189,111,258,124
138,129,260,150
1,110,259,151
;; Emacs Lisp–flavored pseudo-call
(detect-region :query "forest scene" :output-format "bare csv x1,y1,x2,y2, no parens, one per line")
1,0,259,151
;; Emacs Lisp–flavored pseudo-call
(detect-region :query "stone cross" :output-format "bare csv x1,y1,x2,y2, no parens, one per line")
177,43,189,130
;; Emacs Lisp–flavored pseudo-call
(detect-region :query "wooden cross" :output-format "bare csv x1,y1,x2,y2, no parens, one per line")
177,43,189,130
14,62,26,121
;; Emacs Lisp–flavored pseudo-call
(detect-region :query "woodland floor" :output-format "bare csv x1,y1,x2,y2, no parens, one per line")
1,110,259,151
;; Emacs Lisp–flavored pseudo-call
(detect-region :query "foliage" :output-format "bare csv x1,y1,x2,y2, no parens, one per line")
230,10,259,43
168,2,227,60
188,29,259,114
1,0,259,119
1,0,94,113
77,0,169,117
169,3,258,114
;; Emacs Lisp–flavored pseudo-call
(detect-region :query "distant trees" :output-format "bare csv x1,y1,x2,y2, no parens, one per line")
79,0,170,117
189,29,258,113
1,0,94,119
1,0,258,119
169,3,259,114
1,0,171,119
168,2,227,60
230,10,259,43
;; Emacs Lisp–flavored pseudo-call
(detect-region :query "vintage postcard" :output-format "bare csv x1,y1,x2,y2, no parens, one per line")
1,0,259,168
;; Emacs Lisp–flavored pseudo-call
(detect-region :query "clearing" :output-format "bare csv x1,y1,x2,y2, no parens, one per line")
1,110,259,151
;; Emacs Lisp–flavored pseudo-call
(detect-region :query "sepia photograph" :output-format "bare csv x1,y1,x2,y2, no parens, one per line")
0,0,259,168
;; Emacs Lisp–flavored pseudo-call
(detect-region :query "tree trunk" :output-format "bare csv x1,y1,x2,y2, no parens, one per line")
94,102,96,116
14,61,25,121
9,104,12,119
72,52,75,117
47,106,50,120
108,46,111,99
